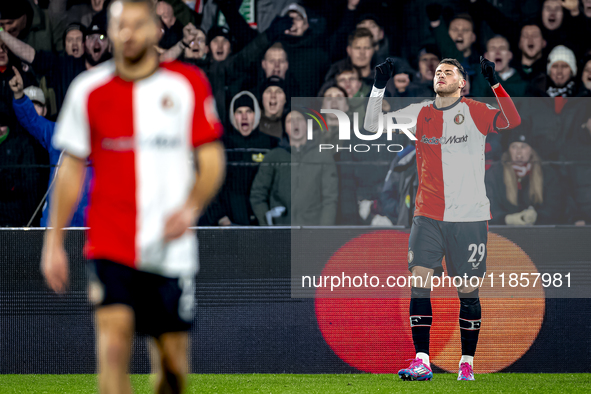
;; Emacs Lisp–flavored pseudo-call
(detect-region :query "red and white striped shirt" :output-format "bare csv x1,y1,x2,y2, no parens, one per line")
365,84,520,222
53,60,223,277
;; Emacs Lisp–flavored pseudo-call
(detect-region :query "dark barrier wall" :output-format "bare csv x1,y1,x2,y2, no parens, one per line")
0,228,590,374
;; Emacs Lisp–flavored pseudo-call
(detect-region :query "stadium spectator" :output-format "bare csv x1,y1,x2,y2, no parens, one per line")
0,103,46,227
278,3,330,97
212,0,257,54
204,91,278,226
378,145,418,227
0,12,112,116
326,0,364,62
156,1,184,50
48,0,109,28
385,60,433,98
258,76,287,139
578,53,591,96
258,42,300,97
357,14,389,65
0,39,37,115
325,28,375,88
250,110,338,225
560,97,591,224
207,26,232,62
413,44,439,97
177,24,208,61
538,0,581,53
334,64,367,98
570,0,591,55
530,44,578,97
465,0,541,52
164,14,291,132
9,67,89,227
428,10,480,77
261,42,289,79
486,133,563,225
0,0,66,53
472,35,527,97
319,84,348,147
200,0,290,34
63,23,85,59
517,24,547,83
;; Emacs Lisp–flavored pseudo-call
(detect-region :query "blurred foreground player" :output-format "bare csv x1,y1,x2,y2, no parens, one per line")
365,56,521,381
40,0,225,393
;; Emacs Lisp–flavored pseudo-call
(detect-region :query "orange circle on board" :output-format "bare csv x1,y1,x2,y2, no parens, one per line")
431,232,545,373
315,231,545,374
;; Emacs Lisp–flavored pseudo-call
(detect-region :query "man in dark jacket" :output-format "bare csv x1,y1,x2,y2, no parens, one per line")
203,92,278,226
0,0,65,53
278,3,330,97
1,12,112,116
472,35,527,97
250,110,338,226
560,97,591,225
0,105,47,227
10,66,90,227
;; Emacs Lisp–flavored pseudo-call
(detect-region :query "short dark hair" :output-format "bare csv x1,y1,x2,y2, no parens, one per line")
265,42,288,62
318,83,348,98
335,62,361,81
487,34,511,52
438,58,467,80
450,13,474,29
348,27,373,46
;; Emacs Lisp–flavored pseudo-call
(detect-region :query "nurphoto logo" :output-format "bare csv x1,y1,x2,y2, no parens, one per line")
301,107,418,153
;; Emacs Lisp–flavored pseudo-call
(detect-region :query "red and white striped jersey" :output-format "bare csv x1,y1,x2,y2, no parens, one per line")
53,60,223,277
365,86,516,222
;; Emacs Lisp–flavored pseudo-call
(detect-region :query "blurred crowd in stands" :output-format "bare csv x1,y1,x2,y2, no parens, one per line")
0,0,590,227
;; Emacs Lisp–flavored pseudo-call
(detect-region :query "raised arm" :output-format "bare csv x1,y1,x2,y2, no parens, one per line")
0,29,35,64
364,58,396,132
480,57,521,130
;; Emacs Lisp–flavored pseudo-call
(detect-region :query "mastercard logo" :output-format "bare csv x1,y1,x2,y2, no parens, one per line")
315,231,545,373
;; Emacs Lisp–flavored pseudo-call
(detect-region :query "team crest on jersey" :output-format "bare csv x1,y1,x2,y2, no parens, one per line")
454,114,465,124
408,250,414,263
161,94,175,111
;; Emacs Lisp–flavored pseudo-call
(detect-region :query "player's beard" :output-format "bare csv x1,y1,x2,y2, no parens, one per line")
435,81,461,97
124,45,150,64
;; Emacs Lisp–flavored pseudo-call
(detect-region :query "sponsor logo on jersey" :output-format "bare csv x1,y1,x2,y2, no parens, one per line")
421,135,468,145
102,135,182,151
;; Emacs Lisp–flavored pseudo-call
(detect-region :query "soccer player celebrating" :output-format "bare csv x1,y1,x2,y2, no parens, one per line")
41,0,225,393
364,56,520,381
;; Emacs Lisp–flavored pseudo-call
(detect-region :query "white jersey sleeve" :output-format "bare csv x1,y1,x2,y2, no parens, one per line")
364,85,430,136
364,86,386,132
52,78,92,159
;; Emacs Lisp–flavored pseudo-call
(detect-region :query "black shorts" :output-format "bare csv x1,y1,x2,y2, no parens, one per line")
87,260,195,338
408,216,488,278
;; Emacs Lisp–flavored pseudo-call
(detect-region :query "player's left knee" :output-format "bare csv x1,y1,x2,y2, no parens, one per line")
457,288,479,302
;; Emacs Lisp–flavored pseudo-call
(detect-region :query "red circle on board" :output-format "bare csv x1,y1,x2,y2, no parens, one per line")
314,230,544,374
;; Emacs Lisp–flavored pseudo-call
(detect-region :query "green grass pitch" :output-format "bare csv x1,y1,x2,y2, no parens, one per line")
0,373,590,393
